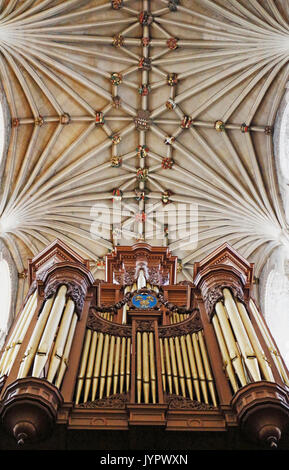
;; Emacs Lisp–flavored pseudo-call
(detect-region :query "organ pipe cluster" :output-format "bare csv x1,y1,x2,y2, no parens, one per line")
75,329,131,404
159,331,217,406
136,330,157,404
0,285,78,389
0,291,38,379
211,287,288,393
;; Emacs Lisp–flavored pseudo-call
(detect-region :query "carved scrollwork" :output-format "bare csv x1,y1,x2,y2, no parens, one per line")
158,312,202,338
77,393,129,409
94,287,195,315
87,309,132,337
44,280,86,315
135,320,155,332
157,291,196,314
203,284,244,318
97,291,133,313
165,393,216,410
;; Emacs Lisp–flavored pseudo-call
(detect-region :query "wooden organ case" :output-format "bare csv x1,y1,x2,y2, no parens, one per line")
0,240,289,450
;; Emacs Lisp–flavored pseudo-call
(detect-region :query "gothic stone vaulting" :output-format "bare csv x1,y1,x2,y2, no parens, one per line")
0,0,289,451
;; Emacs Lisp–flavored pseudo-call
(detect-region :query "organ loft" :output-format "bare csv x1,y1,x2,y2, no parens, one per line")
0,239,289,451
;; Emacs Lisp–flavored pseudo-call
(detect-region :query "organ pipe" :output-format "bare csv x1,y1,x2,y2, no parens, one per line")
32,285,67,378
249,299,289,386
142,332,150,403
106,335,115,397
159,338,166,392
1,291,38,377
212,314,239,393
83,331,98,402
18,296,54,379
223,289,260,382
137,332,142,403
164,337,173,394
113,336,121,394
197,331,217,406
75,329,92,404
149,332,156,404
169,337,179,395
174,336,186,397
47,298,75,384
180,335,193,400
126,337,131,392
99,334,110,399
215,301,247,387
236,300,274,382
119,337,126,393
185,334,201,401
91,332,104,401
55,312,78,389
192,332,208,404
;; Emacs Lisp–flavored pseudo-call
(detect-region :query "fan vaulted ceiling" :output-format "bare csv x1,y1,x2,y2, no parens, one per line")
0,0,289,308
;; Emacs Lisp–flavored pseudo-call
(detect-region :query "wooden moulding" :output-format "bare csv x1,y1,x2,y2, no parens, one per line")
193,243,254,319
127,404,167,426
28,239,90,285
26,239,94,318
231,381,289,448
0,377,63,446
67,408,129,431
165,410,226,432
105,243,178,285
60,402,233,432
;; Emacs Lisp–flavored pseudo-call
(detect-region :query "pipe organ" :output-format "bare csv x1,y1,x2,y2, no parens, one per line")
0,240,289,450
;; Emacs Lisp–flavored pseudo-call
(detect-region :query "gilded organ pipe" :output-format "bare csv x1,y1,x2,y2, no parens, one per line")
185,333,201,401
119,337,126,393
159,338,166,392
142,332,150,403
212,314,239,393
164,337,173,394
174,336,186,397
1,291,38,377
169,337,179,395
126,337,131,392
192,332,208,404
32,285,67,378
75,329,92,404
83,331,98,402
223,289,261,382
106,335,115,397
215,301,247,387
92,332,104,401
197,331,217,406
47,298,75,384
180,335,193,400
137,332,142,403
149,332,156,403
74,326,131,404
249,299,289,386
18,296,54,379
55,312,78,389
0,292,35,372
236,300,274,382
99,334,110,399
113,336,121,394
